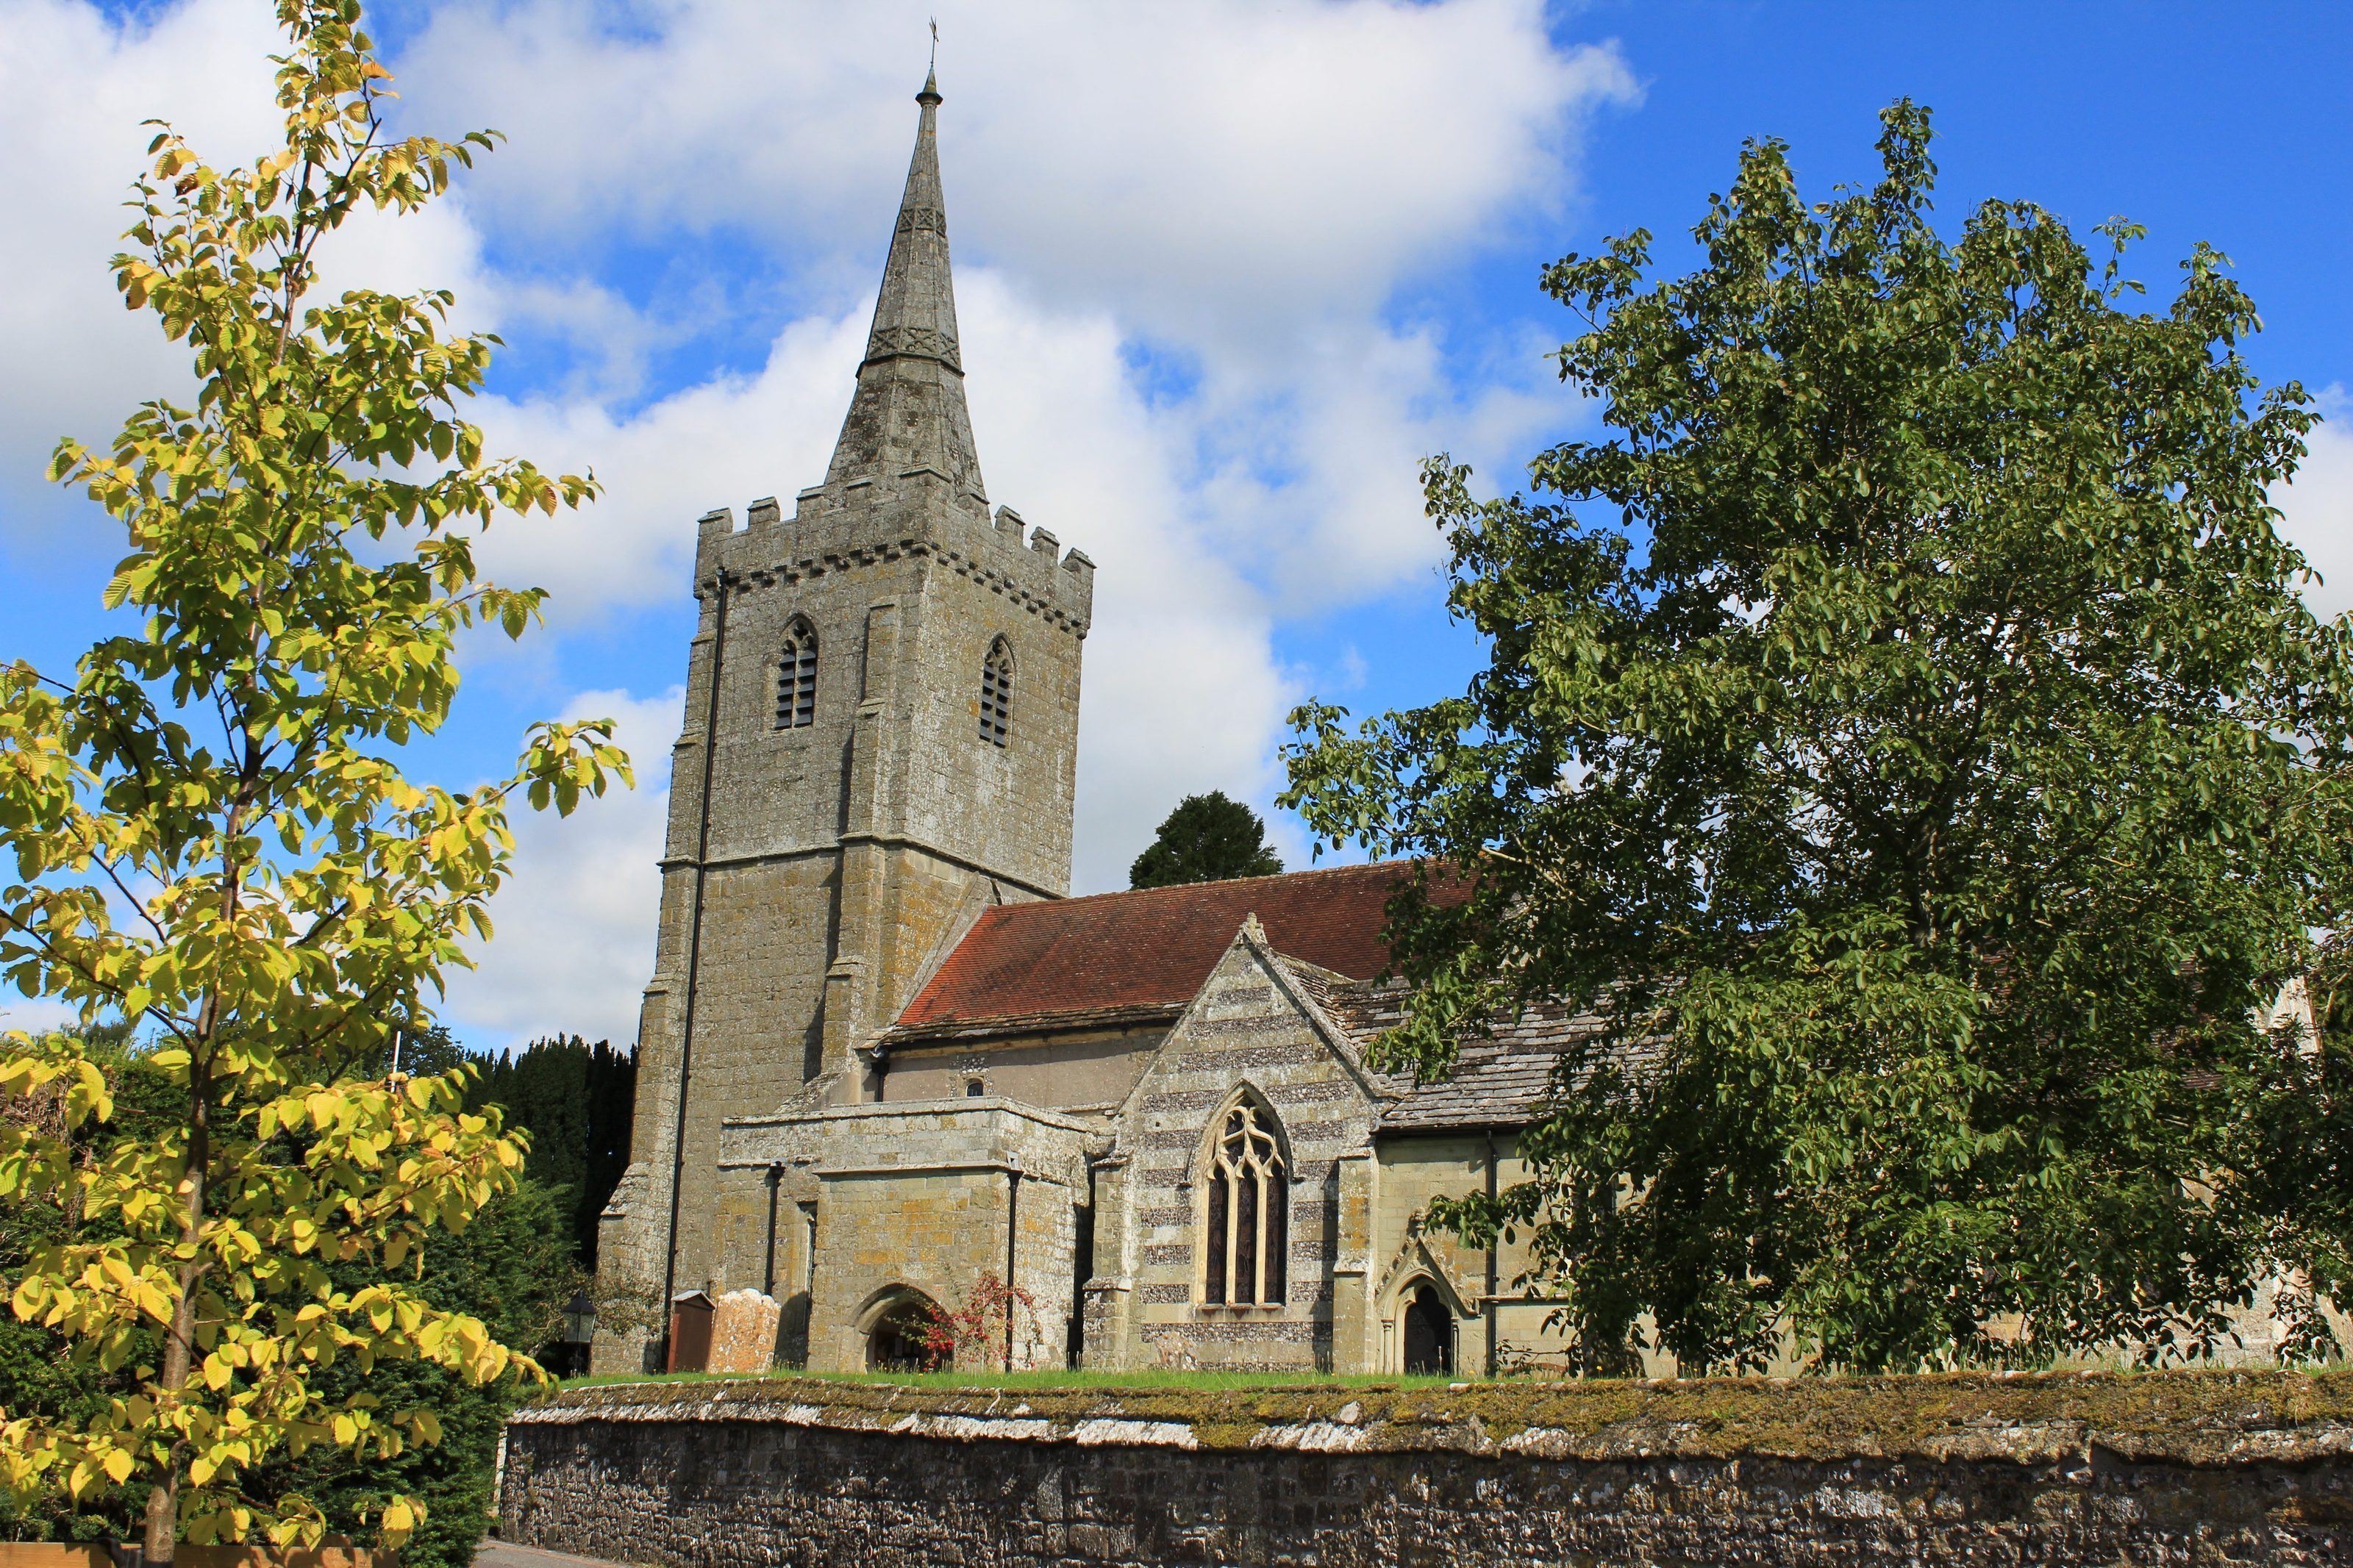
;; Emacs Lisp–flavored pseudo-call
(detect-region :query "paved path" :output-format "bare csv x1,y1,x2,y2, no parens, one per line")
476,1542,639,1568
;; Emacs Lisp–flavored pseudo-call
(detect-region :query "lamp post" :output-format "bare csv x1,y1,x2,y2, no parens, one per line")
560,1290,596,1376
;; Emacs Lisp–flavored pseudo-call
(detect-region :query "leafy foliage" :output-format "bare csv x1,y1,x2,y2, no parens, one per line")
0,0,626,1553
0,1049,178,1545
1282,103,2352,1374
910,1275,1043,1373
357,1028,634,1269
239,1178,579,1568
0,1056,576,1568
1129,792,1283,889
465,1037,634,1270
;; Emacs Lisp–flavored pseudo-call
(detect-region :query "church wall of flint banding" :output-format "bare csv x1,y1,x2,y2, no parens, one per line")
500,1374,2353,1567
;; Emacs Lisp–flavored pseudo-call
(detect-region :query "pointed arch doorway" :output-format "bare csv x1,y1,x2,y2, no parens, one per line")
861,1288,949,1372
1402,1283,1454,1376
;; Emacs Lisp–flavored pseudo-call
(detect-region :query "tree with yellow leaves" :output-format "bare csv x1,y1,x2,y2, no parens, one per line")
0,1,626,1558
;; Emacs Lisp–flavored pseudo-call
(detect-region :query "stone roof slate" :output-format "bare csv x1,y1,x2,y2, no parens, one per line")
1297,975,1609,1131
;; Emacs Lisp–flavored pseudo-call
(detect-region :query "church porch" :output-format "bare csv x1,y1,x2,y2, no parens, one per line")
715,1098,1106,1372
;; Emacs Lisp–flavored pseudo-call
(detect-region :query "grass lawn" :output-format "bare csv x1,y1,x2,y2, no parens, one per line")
559,1366,1478,1393
553,1357,2353,1395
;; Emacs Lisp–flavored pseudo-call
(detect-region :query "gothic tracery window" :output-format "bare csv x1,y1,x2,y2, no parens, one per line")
1203,1099,1286,1306
978,637,1013,747
776,619,818,728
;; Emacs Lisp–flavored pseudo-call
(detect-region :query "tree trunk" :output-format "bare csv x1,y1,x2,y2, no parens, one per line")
143,1059,210,1565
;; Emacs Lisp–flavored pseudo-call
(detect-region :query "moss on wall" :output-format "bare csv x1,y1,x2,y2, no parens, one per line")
517,1366,2353,1466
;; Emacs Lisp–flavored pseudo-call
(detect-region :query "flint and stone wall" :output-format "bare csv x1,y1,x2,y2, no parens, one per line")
1096,934,1386,1374
501,1371,2353,1567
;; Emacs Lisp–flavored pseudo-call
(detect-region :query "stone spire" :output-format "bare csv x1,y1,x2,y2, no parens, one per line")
822,68,986,502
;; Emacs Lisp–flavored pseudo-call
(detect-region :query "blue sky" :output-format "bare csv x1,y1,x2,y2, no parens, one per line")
3,0,2346,1053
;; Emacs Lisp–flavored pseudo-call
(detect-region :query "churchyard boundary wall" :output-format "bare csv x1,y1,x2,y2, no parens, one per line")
500,1370,2353,1566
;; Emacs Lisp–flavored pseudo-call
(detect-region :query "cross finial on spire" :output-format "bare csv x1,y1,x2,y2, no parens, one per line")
921,20,940,104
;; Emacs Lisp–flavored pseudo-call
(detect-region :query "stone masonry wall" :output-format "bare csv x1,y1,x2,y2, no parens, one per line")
599,467,1092,1373
1107,932,1385,1374
501,1372,2353,1567
713,1100,1101,1372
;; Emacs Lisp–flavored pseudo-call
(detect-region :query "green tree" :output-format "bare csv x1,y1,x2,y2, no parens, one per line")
1282,103,2351,1375
0,1050,182,1546
239,1178,579,1568
0,1050,584,1568
467,1037,634,1268
0,0,626,1555
1129,792,1284,888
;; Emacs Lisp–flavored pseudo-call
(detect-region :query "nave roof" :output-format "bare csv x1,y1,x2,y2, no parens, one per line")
886,860,1621,1132
892,861,1429,1039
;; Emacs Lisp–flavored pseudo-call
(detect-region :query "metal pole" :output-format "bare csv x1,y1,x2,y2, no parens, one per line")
763,1163,783,1297
1004,1167,1021,1372
657,567,732,1369
1485,1127,1502,1378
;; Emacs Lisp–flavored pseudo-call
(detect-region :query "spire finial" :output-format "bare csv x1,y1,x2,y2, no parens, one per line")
920,20,940,104
819,27,984,502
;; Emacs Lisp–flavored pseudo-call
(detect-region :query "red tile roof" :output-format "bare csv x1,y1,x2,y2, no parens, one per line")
891,862,1435,1036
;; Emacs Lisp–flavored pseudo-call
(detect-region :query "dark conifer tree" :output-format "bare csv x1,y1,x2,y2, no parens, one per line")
466,1035,637,1267
1129,790,1285,888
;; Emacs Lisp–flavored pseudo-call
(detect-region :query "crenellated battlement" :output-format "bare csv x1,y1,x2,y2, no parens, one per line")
691,474,1093,637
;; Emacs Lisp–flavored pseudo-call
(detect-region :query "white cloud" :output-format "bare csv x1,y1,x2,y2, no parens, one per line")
3,0,1633,1037
951,272,1300,891
393,0,1633,345
401,0,1625,620
4,0,1620,629
2280,396,2353,620
0,995,82,1038
0,0,510,540
463,273,1300,896
438,686,684,1053
466,306,871,616
0,0,278,523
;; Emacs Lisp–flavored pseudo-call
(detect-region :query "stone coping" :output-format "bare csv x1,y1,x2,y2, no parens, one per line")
720,1096,1105,1135
512,1369,2353,1467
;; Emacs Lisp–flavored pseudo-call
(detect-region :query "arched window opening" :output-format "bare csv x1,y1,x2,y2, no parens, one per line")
1203,1099,1286,1306
978,637,1013,746
866,1292,948,1371
1403,1283,1454,1375
776,620,818,728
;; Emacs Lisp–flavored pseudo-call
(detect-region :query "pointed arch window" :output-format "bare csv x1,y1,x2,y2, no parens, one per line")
1203,1099,1286,1306
776,619,818,728
978,637,1013,747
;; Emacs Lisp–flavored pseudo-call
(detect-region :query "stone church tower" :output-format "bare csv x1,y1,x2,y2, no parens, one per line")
598,71,1094,1361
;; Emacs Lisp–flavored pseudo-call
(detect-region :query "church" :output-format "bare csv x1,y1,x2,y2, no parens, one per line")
588,70,1631,1379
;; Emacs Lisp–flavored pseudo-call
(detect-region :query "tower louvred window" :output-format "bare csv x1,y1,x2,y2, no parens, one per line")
1203,1100,1285,1306
979,637,1013,746
777,620,818,728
